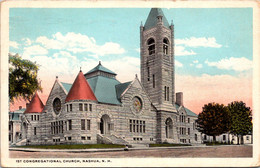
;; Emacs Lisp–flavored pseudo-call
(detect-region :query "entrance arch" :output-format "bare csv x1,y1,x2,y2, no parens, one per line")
100,114,111,135
165,118,173,139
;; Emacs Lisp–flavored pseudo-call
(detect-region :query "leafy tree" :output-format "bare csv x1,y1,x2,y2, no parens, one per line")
9,53,42,102
196,102,230,142
228,101,252,144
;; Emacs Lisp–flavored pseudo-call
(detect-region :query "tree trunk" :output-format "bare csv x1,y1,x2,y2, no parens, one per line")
228,133,230,144
213,135,216,143
241,135,244,144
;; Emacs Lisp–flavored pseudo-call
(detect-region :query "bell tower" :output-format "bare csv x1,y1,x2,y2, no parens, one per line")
140,8,176,112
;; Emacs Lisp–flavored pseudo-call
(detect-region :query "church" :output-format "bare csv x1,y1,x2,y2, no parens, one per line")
13,8,201,146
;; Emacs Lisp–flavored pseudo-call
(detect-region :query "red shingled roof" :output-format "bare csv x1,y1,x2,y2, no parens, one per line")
24,92,44,113
65,71,97,102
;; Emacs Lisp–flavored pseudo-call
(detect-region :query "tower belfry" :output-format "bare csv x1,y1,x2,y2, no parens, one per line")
140,8,176,112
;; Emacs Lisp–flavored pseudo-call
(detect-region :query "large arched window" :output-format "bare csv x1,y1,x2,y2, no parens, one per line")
147,38,155,55
163,38,169,55
165,118,173,139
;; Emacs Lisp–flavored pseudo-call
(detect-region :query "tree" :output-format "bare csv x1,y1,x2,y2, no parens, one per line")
9,53,42,102
228,101,252,145
196,102,230,142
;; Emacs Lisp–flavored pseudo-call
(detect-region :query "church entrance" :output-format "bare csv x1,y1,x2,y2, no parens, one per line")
100,114,112,135
165,118,173,139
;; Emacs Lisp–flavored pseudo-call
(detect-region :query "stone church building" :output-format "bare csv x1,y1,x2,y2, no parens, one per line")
17,8,201,146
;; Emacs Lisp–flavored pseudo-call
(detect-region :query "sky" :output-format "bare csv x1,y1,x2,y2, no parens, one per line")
9,8,253,114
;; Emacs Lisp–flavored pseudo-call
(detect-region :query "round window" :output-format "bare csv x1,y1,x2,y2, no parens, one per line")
53,98,61,115
132,97,142,113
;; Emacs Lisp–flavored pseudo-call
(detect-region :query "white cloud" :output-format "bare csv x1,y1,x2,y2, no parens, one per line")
36,35,63,50
82,57,140,82
175,60,183,67
22,38,32,46
36,32,125,57
196,64,203,68
193,60,199,64
175,37,222,48
9,41,19,49
22,45,48,59
205,57,252,72
135,48,140,53
175,46,196,56
53,51,77,60
28,53,81,82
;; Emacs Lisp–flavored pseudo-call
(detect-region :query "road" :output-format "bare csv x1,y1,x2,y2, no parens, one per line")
9,145,252,158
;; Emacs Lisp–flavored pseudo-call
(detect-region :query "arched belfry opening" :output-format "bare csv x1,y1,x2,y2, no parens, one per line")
163,38,169,55
100,114,113,135
165,118,173,139
147,38,155,55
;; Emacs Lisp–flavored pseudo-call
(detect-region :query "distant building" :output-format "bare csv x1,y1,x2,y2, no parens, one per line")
9,106,25,145
202,133,252,144
11,8,201,146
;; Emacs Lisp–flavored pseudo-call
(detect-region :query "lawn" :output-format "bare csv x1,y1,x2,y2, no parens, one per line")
16,144,125,149
149,143,191,147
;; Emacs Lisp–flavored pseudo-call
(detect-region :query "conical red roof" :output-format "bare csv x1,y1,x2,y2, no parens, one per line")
24,92,44,113
65,71,97,102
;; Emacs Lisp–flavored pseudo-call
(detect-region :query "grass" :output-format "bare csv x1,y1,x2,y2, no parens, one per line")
149,143,191,147
16,144,125,149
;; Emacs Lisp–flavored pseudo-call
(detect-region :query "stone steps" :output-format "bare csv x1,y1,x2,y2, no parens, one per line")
12,138,27,146
104,134,128,145
97,134,128,145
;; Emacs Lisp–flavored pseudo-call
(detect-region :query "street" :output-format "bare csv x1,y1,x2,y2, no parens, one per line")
9,145,252,158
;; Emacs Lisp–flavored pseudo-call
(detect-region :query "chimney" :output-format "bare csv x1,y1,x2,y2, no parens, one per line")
19,106,22,110
176,92,183,106
26,103,30,109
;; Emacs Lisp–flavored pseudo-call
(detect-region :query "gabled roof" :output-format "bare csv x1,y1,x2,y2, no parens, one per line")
87,75,121,105
65,71,97,102
175,103,197,117
24,92,44,113
86,62,116,75
115,81,132,99
144,8,170,30
61,82,72,93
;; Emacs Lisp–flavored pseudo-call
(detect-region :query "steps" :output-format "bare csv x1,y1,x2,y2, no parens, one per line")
12,138,27,146
97,134,128,145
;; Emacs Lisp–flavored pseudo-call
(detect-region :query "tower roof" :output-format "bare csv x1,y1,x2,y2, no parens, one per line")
65,71,97,102
24,92,44,113
86,61,116,75
144,8,170,30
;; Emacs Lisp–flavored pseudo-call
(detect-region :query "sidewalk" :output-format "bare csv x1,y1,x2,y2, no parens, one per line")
9,144,248,153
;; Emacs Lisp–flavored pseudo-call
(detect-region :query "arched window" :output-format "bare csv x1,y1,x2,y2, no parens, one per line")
195,134,198,141
165,118,173,139
147,38,155,55
163,38,169,55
